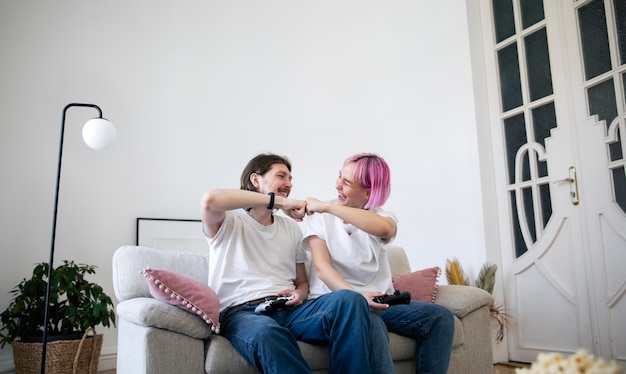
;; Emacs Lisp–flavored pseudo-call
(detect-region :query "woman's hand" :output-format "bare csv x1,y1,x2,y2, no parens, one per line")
364,291,389,313
304,197,328,215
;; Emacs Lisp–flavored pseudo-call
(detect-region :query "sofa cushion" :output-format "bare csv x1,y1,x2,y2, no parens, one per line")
297,341,331,370
388,333,417,360
142,267,220,333
452,316,463,348
205,335,258,372
392,266,440,302
117,298,214,339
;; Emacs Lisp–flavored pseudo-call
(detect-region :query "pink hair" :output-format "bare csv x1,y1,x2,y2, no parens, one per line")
343,153,391,209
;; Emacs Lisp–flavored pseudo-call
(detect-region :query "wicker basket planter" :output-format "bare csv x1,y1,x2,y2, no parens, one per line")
11,329,102,374
0,261,115,374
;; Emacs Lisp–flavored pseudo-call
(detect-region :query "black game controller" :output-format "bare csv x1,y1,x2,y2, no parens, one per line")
254,296,293,313
373,290,411,306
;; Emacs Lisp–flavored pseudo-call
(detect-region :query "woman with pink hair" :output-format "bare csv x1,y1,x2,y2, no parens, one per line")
303,152,454,374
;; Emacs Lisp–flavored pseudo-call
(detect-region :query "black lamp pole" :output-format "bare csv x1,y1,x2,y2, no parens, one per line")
40,103,105,374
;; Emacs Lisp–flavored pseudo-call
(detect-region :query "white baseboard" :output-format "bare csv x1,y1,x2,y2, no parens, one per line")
0,356,14,374
97,352,117,371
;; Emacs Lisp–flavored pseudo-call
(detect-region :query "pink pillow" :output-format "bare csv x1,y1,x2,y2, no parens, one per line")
392,266,440,303
141,267,220,333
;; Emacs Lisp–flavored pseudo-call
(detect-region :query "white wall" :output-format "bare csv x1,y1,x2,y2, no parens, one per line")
0,1,487,370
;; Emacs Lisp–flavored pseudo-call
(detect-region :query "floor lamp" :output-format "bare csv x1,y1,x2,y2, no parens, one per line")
41,103,116,374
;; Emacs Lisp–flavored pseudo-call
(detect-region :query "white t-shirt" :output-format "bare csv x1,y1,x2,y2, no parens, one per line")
205,209,306,312
302,205,397,299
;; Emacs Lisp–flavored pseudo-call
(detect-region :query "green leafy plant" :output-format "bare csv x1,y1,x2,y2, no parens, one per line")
445,258,510,341
0,260,116,348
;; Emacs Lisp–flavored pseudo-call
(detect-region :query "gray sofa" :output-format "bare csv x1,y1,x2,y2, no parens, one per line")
112,245,494,373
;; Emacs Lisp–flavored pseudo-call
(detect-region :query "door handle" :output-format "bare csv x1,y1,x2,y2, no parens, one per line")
553,166,579,205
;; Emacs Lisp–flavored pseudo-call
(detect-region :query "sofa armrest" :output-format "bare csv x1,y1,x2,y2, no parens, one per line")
117,297,214,339
435,285,493,319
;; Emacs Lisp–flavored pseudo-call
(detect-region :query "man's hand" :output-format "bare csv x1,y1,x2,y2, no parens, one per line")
280,198,307,221
278,289,305,307
304,197,327,215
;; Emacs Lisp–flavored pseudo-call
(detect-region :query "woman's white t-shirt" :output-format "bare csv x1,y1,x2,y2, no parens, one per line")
302,205,397,299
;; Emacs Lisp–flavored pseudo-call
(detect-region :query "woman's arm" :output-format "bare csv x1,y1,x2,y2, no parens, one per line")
308,235,388,311
308,236,354,291
305,198,396,240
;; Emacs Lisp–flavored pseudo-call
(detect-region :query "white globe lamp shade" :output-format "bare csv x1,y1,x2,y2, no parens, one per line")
82,118,116,150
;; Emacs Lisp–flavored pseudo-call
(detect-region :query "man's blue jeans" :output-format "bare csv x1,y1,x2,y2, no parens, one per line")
379,300,455,374
220,289,388,374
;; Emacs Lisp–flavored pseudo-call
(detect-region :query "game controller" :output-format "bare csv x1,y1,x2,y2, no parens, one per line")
254,296,294,313
373,290,411,306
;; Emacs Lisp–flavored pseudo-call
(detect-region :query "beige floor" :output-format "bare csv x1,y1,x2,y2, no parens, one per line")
494,361,531,374
99,362,530,373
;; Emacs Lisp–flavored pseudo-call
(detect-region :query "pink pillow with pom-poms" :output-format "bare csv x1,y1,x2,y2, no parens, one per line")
141,267,220,334
392,266,440,303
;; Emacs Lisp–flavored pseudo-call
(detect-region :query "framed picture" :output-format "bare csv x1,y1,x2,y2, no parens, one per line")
136,217,208,253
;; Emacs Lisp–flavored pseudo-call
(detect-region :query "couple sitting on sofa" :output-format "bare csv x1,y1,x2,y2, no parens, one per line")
201,152,454,374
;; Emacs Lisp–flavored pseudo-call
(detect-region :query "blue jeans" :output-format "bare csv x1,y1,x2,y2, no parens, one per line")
379,300,455,374
368,312,395,373
221,289,384,374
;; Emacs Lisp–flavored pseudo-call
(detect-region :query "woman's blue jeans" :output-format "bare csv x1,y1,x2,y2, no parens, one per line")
378,300,455,374
220,289,387,374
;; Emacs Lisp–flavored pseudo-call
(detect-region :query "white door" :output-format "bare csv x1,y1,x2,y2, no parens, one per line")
473,0,626,366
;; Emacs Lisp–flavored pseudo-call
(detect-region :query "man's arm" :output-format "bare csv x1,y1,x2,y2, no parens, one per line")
201,189,307,237
201,189,270,237
280,263,309,307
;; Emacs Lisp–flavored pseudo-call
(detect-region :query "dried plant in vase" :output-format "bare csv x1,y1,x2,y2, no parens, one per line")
445,258,510,341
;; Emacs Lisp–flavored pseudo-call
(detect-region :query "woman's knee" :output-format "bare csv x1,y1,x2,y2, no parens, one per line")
333,289,366,304
320,289,369,318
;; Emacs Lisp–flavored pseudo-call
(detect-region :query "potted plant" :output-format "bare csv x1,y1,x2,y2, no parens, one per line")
0,260,116,374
